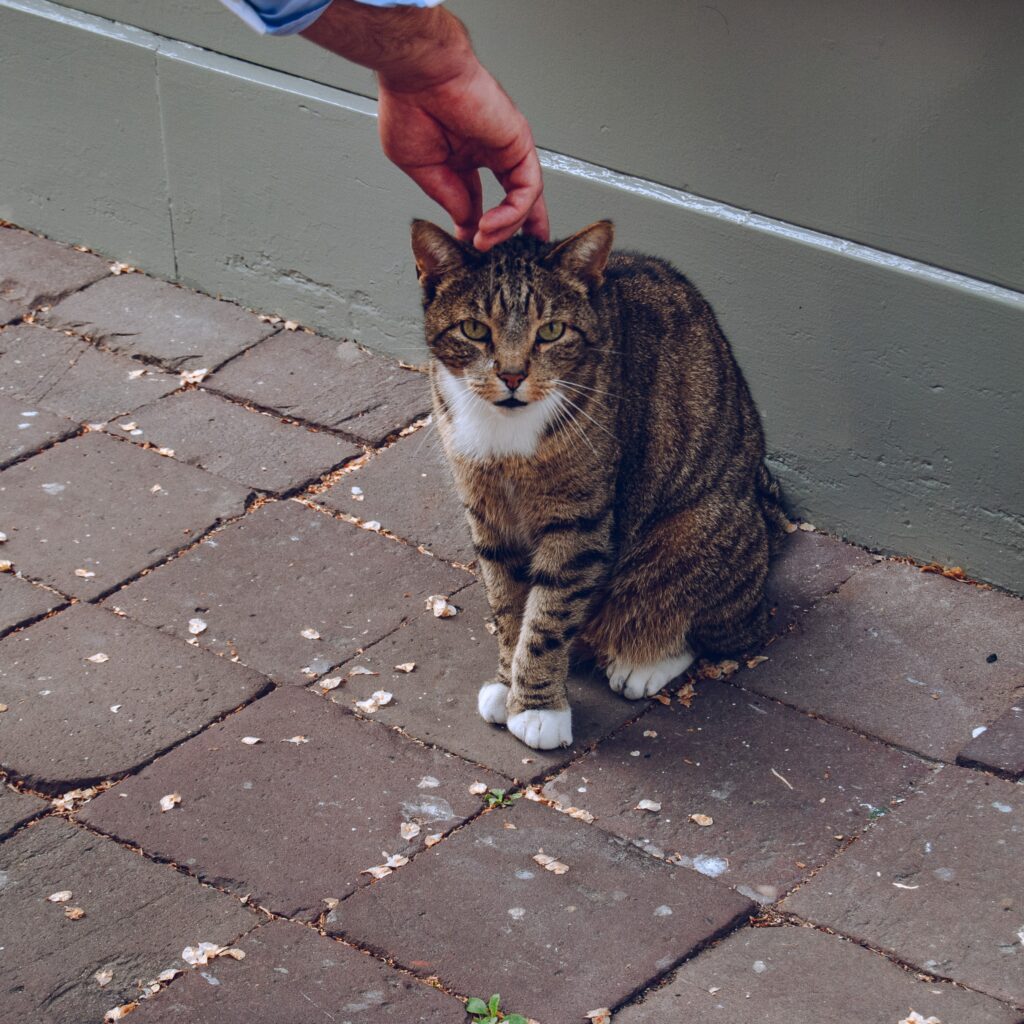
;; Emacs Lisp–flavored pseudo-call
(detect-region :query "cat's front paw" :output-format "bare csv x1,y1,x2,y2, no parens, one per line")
507,708,573,750
478,681,510,724
607,649,695,700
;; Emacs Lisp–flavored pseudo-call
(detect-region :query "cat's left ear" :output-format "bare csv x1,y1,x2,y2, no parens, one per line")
544,220,614,287
410,220,468,285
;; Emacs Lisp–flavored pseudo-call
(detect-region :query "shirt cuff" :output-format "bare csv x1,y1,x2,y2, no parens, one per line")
219,0,446,37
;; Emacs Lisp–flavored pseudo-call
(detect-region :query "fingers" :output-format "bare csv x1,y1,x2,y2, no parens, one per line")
403,163,478,240
474,147,548,251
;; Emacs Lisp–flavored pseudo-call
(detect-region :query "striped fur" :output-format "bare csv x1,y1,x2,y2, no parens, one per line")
412,220,786,736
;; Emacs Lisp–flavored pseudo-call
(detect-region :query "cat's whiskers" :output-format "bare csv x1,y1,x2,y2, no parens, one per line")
551,378,620,400
548,391,595,455
555,390,619,443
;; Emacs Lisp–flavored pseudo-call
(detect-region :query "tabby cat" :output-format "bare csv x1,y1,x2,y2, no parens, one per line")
411,219,787,750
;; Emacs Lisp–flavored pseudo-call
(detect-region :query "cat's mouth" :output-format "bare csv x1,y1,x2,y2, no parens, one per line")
494,396,528,409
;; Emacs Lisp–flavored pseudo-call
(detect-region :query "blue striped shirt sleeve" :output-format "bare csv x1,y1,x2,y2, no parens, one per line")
219,0,446,37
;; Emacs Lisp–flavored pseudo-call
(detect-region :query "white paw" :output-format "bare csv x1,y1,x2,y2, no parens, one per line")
478,681,510,724
607,648,695,700
507,708,573,750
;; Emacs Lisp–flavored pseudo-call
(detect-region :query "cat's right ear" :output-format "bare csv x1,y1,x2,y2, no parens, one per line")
410,220,467,288
544,220,614,287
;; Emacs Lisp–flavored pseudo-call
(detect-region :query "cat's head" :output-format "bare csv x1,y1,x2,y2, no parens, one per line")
410,220,613,411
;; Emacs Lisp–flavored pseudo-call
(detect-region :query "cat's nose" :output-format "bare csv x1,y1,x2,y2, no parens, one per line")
498,369,527,391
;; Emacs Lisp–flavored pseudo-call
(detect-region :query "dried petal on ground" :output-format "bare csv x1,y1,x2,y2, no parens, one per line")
469,782,489,795
283,320,299,331
643,730,658,738
426,594,458,618
348,666,378,676
94,969,114,987
798,522,816,532
899,1014,942,1024
0,560,12,572
155,969,181,983
394,662,416,673
354,691,393,713
384,852,409,869
241,736,261,745
110,705,122,713
0,531,6,543
533,850,570,875
554,804,596,824
300,628,321,640
523,789,545,803
75,568,96,578
401,822,421,841
118,422,138,432
182,942,224,966
746,655,769,668
222,948,246,960
586,1010,613,1024
424,833,443,847
317,676,343,691
361,865,393,880
0,703,7,713
636,799,662,813
156,447,176,457
158,793,182,812
86,652,110,664
64,906,86,920
689,813,714,827
484,620,498,635
284,735,310,744
362,520,382,532
350,486,364,501
677,682,696,706
47,890,73,903
104,1002,138,1021
188,618,207,635
180,368,210,385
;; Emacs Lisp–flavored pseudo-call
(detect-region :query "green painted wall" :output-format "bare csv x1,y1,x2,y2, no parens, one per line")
1,0,1022,592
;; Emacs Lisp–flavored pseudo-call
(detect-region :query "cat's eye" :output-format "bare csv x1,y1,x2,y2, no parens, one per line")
460,319,490,342
536,321,566,343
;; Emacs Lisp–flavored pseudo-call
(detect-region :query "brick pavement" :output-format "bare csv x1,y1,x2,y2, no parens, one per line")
0,224,1021,1024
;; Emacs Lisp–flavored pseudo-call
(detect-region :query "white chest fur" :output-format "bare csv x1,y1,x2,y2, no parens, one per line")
436,365,560,460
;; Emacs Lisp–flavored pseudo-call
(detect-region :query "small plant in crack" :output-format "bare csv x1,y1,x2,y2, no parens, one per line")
466,993,528,1024
483,788,522,809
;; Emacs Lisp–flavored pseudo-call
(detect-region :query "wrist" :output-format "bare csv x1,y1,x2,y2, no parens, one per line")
374,9,477,93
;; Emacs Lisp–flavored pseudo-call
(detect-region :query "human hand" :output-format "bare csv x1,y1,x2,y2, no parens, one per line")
378,59,549,251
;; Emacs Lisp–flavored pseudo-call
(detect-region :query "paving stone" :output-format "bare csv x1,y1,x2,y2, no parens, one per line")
326,582,642,781
783,766,1024,1006
207,332,431,444
329,797,752,1021
80,686,504,919
131,919,464,1023
0,782,48,840
958,703,1024,778
0,817,256,1024
739,561,1024,761
316,431,474,563
0,323,179,422
0,604,269,791
109,500,470,685
0,227,108,316
764,529,874,629
41,273,275,371
106,390,361,493
616,924,1020,1024
0,395,77,468
0,574,65,638
0,432,253,599
541,686,931,904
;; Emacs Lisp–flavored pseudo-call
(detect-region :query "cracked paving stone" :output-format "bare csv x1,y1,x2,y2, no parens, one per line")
957,703,1024,778
764,529,874,631
108,500,470,685
541,686,931,903
131,919,465,1022
328,798,753,1021
326,582,640,781
0,817,256,1024
40,274,276,372
783,766,1024,1006
206,332,430,444
79,686,505,919
0,396,77,469
0,604,269,791
0,227,108,322
106,390,361,493
615,924,1020,1024
0,432,253,599
739,561,1024,761
314,431,474,564
0,323,179,423
0,574,66,638
0,782,48,840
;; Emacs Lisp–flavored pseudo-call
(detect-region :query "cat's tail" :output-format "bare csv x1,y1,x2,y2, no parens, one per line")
757,462,791,553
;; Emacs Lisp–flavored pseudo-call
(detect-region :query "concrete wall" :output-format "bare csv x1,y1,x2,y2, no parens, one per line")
2,0,1022,591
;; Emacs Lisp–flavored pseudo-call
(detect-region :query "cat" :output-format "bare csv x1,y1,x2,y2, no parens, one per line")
411,219,787,750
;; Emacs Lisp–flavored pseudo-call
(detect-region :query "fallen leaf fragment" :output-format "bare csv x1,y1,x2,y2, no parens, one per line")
285,735,310,744
424,833,443,847
900,1013,942,1024
586,1010,613,1024
241,736,261,745
64,906,86,920
426,594,458,618
86,652,110,664
104,1002,138,1021
469,781,488,795
0,559,12,572
222,948,246,960
127,368,146,380
156,969,180,983
156,447,175,457
283,320,299,331
689,813,714,827
362,520,382,532
354,690,393,713
394,662,416,673
159,793,182,812
110,704,121,713
317,676,342,691
384,852,409,868
182,942,224,966
94,969,114,987
0,703,7,713
75,568,96,578
798,521,816,532
0,531,6,542
523,789,545,802
643,730,658,738
636,799,662,813
484,620,498,635
533,850,569,875
892,882,920,890
770,767,794,790
179,368,209,385
300,627,321,640
322,897,339,910
676,681,696,706
119,421,137,432
47,890,73,903
400,822,421,841
746,655,769,669
361,864,393,880
348,665,377,676
555,804,595,824
188,618,207,636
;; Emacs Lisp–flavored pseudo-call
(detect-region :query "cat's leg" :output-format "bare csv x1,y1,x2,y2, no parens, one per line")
505,527,612,749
